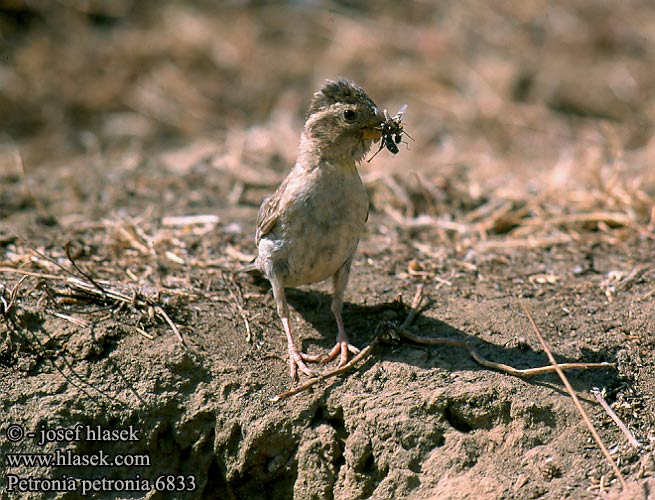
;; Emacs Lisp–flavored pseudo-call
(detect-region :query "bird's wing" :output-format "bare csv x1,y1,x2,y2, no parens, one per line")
255,196,277,244
255,174,292,244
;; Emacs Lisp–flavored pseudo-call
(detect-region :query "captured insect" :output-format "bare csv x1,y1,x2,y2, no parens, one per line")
368,104,414,162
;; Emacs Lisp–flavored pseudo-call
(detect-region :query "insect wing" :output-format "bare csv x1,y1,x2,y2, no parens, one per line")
393,104,407,122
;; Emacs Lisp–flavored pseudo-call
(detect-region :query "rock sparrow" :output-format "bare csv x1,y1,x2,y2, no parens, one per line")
252,79,385,380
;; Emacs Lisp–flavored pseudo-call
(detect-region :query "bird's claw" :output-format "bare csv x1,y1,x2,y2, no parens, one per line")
289,346,316,381
320,341,360,367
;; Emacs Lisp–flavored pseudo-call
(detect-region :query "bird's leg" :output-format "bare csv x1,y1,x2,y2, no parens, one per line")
270,277,315,380
307,256,360,367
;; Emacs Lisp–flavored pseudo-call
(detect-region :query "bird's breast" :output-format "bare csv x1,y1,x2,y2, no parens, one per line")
262,161,368,286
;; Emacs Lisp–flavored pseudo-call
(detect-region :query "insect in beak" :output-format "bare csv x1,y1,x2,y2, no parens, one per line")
367,104,412,162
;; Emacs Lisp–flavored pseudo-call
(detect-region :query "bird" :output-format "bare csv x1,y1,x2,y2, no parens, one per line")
249,79,385,380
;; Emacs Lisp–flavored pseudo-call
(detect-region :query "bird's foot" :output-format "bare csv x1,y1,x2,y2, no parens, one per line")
289,345,316,381
302,341,360,368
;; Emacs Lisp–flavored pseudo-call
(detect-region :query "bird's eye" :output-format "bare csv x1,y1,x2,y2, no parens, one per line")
343,109,356,122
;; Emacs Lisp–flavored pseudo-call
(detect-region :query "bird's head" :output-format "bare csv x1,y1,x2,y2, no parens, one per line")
301,79,385,164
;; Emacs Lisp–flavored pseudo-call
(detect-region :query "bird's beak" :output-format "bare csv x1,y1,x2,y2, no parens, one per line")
362,128,382,140
361,107,385,140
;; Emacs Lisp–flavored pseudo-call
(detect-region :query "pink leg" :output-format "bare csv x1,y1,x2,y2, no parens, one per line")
309,256,360,366
270,277,315,380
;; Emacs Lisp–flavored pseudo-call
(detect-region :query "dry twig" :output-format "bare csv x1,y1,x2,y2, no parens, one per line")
271,285,426,402
0,275,29,316
227,281,252,343
1,246,186,346
591,388,641,449
522,303,627,491
66,277,186,346
270,337,382,402
397,327,614,377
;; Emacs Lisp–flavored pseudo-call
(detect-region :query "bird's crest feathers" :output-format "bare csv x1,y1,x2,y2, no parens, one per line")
307,79,375,116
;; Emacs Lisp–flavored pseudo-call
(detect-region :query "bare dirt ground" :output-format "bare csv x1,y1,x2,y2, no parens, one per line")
1,1,655,499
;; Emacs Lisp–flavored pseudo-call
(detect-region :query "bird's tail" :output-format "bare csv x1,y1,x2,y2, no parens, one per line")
238,261,260,274
234,260,269,287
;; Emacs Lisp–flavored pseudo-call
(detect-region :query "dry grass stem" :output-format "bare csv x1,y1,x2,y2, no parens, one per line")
66,277,186,346
385,209,473,234
591,388,641,449
135,326,156,340
153,305,186,346
476,235,578,250
0,275,29,315
227,282,253,343
161,215,220,227
0,267,66,281
521,303,628,491
639,287,655,301
52,312,90,327
2,236,187,346
400,284,425,329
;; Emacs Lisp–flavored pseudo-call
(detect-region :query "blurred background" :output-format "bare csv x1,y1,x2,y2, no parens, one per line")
1,0,654,245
